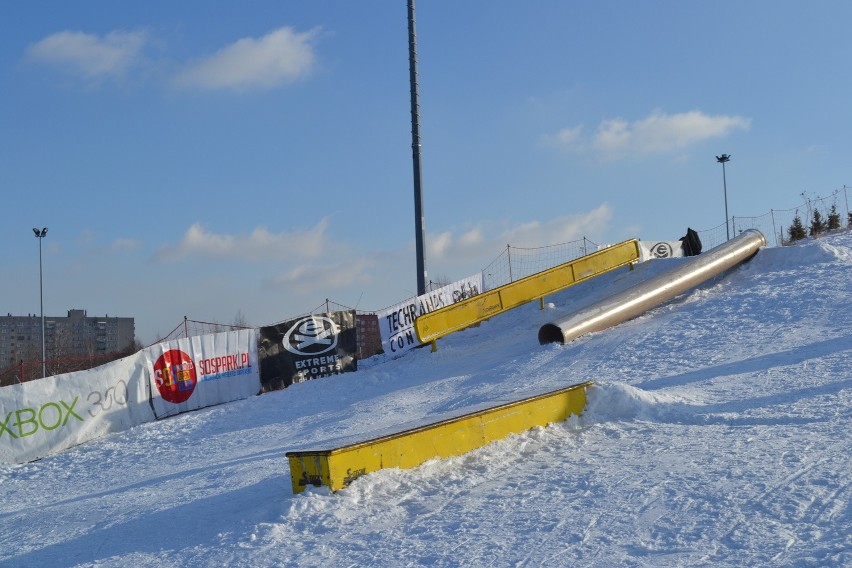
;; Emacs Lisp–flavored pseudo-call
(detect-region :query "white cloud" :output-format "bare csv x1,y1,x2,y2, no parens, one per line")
500,206,612,246
111,238,140,252
76,229,97,246
549,110,751,159
427,205,613,266
544,125,583,148
416,206,615,291
594,110,752,155
149,209,613,317
174,27,319,91
27,30,148,78
154,218,332,262
430,227,483,257
268,258,374,294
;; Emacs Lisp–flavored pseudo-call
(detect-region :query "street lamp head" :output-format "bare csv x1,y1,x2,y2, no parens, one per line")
42,227,47,236
33,227,47,237
716,154,731,164
33,228,39,237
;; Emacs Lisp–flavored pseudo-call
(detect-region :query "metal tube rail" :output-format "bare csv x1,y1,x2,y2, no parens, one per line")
538,229,767,345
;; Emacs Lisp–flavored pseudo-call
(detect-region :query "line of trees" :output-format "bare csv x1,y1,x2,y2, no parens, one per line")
786,203,849,244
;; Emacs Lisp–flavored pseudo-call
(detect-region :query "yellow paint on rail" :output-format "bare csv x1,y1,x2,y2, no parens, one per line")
285,381,592,494
414,239,640,344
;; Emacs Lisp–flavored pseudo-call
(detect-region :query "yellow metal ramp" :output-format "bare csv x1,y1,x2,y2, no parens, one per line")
285,380,592,494
415,239,640,346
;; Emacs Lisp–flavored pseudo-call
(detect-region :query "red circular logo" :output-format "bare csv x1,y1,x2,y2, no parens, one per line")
153,349,197,404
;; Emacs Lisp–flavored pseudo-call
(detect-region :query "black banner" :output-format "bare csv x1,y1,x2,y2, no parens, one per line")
258,310,358,391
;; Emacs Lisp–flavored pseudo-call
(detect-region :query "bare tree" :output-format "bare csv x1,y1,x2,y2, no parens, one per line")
232,310,251,328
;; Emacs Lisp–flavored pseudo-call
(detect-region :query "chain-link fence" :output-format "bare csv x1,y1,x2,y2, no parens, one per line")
697,186,851,250
480,237,600,291
149,317,252,345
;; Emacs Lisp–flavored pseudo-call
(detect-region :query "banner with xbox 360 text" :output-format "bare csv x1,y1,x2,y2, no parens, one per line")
258,310,357,391
0,352,153,465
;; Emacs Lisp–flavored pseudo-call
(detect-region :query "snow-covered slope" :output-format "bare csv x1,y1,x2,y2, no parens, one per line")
2,233,850,567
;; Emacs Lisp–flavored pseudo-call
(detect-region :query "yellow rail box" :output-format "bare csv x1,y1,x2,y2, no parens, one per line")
285,380,592,494
415,239,640,344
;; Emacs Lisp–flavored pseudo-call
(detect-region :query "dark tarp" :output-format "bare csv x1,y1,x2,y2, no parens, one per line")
680,228,702,256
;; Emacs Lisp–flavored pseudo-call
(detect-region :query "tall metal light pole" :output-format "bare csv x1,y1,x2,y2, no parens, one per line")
716,154,731,240
408,0,428,295
33,227,48,378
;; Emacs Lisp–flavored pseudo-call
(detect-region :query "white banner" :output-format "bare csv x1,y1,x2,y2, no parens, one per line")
377,273,483,356
639,240,685,261
144,328,260,419
0,352,153,465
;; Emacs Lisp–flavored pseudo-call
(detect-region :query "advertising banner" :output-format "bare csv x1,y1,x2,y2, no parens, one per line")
0,352,154,465
258,310,357,391
144,328,260,419
376,272,483,356
639,240,685,261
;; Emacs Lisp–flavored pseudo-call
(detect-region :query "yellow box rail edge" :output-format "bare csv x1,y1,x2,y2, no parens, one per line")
285,380,593,494
414,239,640,345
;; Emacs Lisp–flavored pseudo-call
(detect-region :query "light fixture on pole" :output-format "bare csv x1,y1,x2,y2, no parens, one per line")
716,154,731,240
33,227,48,378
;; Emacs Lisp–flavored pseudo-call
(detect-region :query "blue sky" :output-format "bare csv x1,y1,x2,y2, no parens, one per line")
2,1,850,343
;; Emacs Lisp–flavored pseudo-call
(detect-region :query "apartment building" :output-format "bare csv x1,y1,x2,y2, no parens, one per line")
0,309,135,367
355,313,383,359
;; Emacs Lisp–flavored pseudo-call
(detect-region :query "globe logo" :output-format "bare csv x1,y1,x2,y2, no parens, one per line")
282,316,339,356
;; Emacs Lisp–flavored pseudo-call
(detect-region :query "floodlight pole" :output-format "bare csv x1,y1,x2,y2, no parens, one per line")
408,0,428,295
33,227,48,378
716,154,731,240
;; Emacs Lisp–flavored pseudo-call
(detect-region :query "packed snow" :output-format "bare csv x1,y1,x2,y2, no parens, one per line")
1,232,850,567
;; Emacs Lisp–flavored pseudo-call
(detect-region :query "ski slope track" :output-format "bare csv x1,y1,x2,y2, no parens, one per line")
1,233,850,567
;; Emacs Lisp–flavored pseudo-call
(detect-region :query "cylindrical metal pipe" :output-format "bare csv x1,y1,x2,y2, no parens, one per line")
538,229,766,345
